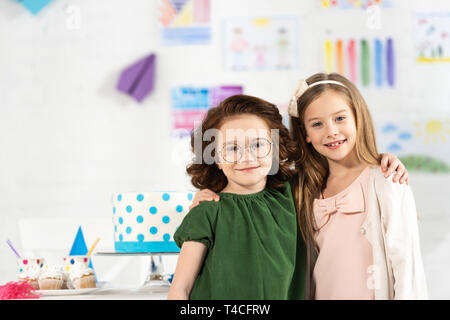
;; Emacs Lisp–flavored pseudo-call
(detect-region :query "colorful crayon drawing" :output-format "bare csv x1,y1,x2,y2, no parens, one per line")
172,85,243,137
159,0,211,45
319,0,392,10
323,38,395,88
376,117,450,173
223,17,298,71
415,12,450,63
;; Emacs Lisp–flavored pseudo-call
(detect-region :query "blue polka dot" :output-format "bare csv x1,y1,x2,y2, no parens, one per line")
162,216,170,224
137,234,144,242
126,205,132,213
162,193,170,201
187,193,193,200
119,234,123,241
119,217,123,224
163,233,171,241
117,194,122,202
149,206,158,214
176,205,183,213
137,194,144,202
114,225,117,232
19,268,23,273
70,259,75,265
137,215,144,223
126,227,132,234
113,207,116,214
150,227,158,234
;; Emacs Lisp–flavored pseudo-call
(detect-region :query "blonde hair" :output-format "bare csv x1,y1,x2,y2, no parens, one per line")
290,73,381,250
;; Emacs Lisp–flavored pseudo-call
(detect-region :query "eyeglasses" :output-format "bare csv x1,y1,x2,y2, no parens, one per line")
218,138,273,163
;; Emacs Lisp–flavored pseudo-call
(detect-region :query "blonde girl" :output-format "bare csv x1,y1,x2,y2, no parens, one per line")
289,72,427,299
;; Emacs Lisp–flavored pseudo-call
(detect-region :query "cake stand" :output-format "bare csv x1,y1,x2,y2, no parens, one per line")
95,252,179,293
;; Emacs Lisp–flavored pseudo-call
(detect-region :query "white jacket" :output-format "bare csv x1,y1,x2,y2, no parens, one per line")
305,166,428,300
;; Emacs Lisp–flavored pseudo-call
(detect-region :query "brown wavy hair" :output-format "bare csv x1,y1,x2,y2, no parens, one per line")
187,94,299,193
289,73,381,250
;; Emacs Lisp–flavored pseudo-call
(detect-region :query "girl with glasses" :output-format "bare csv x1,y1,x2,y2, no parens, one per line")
168,94,305,299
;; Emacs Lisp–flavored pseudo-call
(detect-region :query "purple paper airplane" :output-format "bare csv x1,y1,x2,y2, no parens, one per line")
117,53,156,103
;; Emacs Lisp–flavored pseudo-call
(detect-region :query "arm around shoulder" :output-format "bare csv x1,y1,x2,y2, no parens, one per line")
376,173,428,299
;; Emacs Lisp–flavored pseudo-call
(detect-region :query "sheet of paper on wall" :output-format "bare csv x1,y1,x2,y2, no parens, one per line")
15,0,53,15
117,53,156,103
171,85,243,138
159,0,211,45
415,12,450,63
375,116,450,173
210,86,243,109
318,0,392,10
322,37,395,88
223,17,298,72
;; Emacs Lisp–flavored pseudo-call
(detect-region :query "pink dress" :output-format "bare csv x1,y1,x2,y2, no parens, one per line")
313,167,374,300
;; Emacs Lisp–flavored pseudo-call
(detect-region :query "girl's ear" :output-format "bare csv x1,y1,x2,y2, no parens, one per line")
306,135,311,143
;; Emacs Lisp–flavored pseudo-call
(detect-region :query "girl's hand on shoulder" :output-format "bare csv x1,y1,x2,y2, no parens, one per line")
189,189,220,210
380,153,409,185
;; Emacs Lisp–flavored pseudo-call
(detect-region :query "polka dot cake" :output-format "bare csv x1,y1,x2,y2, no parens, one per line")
112,192,193,252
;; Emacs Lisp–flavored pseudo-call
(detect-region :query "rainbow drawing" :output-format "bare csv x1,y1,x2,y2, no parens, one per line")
323,37,395,88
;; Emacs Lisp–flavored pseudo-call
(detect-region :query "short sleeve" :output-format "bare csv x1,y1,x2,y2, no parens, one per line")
174,201,219,250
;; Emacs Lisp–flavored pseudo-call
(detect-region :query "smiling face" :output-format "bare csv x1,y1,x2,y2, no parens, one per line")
216,114,273,194
303,90,358,164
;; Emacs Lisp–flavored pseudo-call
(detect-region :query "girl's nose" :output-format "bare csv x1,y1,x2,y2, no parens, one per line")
327,124,339,137
239,146,256,163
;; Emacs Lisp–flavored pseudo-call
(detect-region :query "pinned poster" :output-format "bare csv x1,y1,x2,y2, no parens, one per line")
323,37,395,88
159,0,211,45
223,17,298,71
376,116,450,173
15,0,53,15
319,0,392,10
172,87,211,138
415,12,450,63
117,53,156,103
172,85,243,137
210,86,243,108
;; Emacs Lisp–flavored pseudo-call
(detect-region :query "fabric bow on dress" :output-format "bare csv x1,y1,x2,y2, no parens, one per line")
313,183,366,230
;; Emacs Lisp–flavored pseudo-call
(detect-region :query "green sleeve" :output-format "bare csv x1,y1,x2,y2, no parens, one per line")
174,201,219,250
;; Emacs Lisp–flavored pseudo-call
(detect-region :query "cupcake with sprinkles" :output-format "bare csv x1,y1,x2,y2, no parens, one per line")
38,264,64,290
18,258,43,290
67,257,96,289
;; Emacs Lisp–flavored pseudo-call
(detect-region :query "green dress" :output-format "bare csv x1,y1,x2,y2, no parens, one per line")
174,182,306,300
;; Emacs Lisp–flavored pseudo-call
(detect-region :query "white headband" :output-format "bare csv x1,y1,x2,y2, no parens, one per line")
287,80,347,118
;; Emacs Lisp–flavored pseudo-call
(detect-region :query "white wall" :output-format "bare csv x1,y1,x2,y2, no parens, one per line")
1,0,449,298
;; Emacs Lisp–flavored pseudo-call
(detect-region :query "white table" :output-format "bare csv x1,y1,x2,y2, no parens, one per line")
37,286,169,300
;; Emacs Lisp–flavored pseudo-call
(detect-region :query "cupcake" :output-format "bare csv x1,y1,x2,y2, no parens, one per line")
38,264,64,290
18,258,43,290
69,261,96,289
